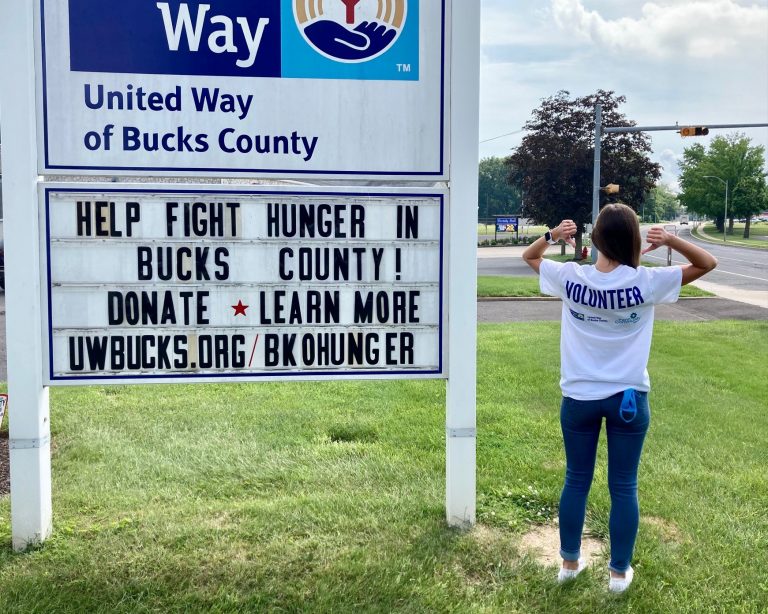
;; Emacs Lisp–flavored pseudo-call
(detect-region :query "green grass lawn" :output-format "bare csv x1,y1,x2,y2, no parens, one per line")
478,276,713,298
478,276,543,297
542,253,590,264
697,222,768,249
1,321,765,612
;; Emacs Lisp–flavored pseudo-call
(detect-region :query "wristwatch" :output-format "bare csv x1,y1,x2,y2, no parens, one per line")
544,231,558,245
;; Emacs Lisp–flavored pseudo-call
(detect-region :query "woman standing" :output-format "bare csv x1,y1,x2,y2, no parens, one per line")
522,204,717,592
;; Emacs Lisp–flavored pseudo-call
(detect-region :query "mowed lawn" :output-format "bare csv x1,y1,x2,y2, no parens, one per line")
698,222,768,249
0,321,766,613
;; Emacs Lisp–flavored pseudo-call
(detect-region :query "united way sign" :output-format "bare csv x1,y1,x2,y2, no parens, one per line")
41,184,446,383
38,1,447,178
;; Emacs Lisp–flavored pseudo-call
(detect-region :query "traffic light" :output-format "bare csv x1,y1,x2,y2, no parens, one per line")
601,183,620,194
680,126,710,137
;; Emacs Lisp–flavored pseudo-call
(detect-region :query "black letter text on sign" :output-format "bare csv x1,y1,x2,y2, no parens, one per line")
43,187,445,383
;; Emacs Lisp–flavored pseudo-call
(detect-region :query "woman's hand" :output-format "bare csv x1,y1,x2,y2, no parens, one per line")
552,220,578,247
523,219,578,273
642,226,674,254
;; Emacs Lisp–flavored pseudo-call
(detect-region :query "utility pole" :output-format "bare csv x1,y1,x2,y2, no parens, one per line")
591,104,602,234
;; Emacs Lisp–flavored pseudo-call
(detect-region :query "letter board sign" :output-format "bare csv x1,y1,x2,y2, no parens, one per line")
41,184,446,383
37,1,447,179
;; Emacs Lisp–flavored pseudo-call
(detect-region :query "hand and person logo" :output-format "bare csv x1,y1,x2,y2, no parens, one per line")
284,0,419,80
294,0,407,63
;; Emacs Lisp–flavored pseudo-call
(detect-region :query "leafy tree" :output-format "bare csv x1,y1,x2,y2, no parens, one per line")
642,184,680,223
478,156,521,220
506,90,660,256
678,143,711,221
679,134,767,238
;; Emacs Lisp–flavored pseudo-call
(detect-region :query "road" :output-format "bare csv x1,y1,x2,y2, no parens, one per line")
478,224,768,308
641,226,768,306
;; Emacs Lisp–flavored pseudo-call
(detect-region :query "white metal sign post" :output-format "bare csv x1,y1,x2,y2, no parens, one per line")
446,0,479,527
0,0,479,547
0,1,53,550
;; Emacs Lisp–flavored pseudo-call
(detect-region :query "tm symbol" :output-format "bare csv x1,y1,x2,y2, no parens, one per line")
396,63,411,73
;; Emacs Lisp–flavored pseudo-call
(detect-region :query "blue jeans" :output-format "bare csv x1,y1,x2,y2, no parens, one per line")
559,391,650,573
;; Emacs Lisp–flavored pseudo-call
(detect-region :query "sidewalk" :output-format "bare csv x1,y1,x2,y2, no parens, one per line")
687,279,768,309
479,297,768,323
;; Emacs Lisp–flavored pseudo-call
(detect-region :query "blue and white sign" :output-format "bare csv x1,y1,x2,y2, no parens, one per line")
37,0,446,178
495,216,518,232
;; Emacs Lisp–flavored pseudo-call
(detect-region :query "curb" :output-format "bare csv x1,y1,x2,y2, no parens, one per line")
692,225,768,251
477,296,715,302
478,296,559,302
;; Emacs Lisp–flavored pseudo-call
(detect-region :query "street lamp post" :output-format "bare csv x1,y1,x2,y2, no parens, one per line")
703,175,729,242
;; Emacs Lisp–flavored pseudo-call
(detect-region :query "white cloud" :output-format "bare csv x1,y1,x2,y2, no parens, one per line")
659,148,685,190
551,0,768,59
482,5,540,46
481,0,561,44
478,0,768,183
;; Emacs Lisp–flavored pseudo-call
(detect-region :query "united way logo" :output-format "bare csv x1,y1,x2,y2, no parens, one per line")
294,0,407,63
283,0,418,80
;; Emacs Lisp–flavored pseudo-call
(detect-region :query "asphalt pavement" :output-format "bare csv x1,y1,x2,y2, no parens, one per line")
642,225,768,308
478,224,768,309
478,297,767,323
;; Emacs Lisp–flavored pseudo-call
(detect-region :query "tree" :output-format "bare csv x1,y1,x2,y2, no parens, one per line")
643,184,680,223
679,134,768,238
478,156,521,220
506,90,660,256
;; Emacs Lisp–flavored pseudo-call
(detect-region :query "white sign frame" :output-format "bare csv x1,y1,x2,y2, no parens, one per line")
40,183,448,385
2,0,478,548
36,0,449,180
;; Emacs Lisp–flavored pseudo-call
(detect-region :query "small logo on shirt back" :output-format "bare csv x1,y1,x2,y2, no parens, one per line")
569,308,606,323
615,312,642,325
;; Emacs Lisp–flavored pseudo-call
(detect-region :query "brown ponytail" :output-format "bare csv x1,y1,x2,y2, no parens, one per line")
591,203,642,268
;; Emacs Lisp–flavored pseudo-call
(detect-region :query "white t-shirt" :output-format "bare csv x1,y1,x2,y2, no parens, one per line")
539,260,683,400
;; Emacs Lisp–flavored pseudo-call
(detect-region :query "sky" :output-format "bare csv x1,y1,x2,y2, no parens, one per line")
1,0,765,191
479,0,768,190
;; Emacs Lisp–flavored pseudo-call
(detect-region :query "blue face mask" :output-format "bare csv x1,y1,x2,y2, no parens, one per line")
620,389,637,423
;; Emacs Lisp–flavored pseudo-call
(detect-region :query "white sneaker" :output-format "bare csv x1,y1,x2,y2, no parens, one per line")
557,559,586,583
608,566,634,593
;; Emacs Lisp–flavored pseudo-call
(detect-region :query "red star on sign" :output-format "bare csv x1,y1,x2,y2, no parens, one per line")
232,300,249,316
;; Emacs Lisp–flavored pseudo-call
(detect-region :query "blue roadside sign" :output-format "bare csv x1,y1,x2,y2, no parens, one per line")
495,216,518,232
